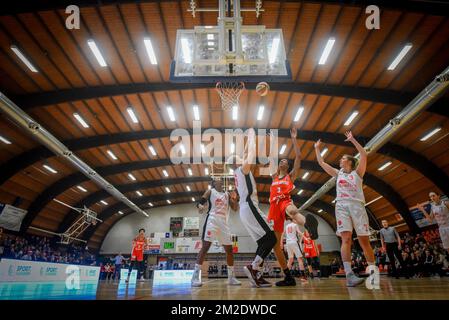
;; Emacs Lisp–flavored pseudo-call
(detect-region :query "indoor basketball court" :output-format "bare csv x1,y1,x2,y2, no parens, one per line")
0,0,449,308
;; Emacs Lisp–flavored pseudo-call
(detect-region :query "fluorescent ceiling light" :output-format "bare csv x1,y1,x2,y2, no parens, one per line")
162,169,169,177
207,34,214,40
128,173,136,181
320,147,328,157
43,165,57,174
229,168,234,174
187,168,193,176
201,144,206,154
87,39,107,67
127,107,139,124
279,144,286,155
420,127,441,141
143,38,157,65
208,185,211,190
193,105,200,121
167,106,176,122
231,143,235,154
100,200,108,205
365,196,383,207
77,186,87,192
378,161,392,171
318,38,335,65
191,197,195,202
10,45,38,72
269,37,280,64
0,135,12,145
186,186,191,191
181,38,192,63
388,44,413,70
232,105,238,120
73,113,89,128
143,212,149,217
332,199,336,204
205,167,209,175
118,211,124,215
344,111,359,126
107,150,117,160
207,41,214,46
136,191,143,197
148,202,154,207
297,189,303,195
294,106,304,122
302,172,310,180
149,145,157,156
165,187,171,193
318,209,323,213
167,199,171,204
257,105,264,121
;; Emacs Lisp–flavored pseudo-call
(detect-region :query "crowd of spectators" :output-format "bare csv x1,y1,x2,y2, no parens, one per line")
0,231,97,266
351,229,449,278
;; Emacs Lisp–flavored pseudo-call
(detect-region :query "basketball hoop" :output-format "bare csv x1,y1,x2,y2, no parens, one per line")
215,81,245,111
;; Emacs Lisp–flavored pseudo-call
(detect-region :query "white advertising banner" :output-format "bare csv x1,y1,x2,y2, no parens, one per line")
0,204,27,232
183,217,199,229
0,259,100,283
153,269,194,286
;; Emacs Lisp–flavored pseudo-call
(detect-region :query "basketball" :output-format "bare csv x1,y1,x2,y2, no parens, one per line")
256,82,270,96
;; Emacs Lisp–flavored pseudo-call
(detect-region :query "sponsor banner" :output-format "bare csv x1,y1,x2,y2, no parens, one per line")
160,238,176,254
0,259,100,283
0,204,27,232
183,217,199,230
153,269,194,286
176,237,193,253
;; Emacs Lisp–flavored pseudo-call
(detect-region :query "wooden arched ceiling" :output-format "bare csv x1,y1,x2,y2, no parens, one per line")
0,0,448,250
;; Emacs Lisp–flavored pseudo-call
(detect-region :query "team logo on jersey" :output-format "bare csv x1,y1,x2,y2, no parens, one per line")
338,220,342,226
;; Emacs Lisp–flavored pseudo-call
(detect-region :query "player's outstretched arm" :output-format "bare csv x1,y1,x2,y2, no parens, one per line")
197,189,211,214
345,131,367,178
417,203,434,222
289,126,301,180
314,139,338,177
242,128,256,175
269,130,279,178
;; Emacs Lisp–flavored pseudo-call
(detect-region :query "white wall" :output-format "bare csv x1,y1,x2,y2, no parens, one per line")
100,203,340,254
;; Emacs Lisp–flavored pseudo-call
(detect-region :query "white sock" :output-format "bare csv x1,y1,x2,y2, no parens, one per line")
343,261,352,275
228,266,234,276
252,256,263,270
195,264,201,271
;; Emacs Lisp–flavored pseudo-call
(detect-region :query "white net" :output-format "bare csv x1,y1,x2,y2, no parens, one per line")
215,81,245,110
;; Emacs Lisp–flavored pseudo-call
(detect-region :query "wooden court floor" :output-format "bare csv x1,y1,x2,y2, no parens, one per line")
95,277,449,300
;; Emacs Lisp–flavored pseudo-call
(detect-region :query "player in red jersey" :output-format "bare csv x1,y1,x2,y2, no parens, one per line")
125,228,148,283
268,127,307,286
302,231,320,278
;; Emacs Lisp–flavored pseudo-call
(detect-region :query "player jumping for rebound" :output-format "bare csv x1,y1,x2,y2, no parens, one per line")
268,126,307,286
314,131,379,289
228,128,277,287
126,228,149,283
191,179,241,287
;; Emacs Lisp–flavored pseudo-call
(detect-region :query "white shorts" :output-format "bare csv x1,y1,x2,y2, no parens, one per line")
239,202,273,242
335,200,370,237
286,242,302,259
202,215,232,246
439,225,449,249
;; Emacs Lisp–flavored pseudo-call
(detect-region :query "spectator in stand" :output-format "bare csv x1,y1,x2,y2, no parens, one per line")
423,250,434,276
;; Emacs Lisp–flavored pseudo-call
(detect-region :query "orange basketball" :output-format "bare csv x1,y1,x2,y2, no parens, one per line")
256,82,270,96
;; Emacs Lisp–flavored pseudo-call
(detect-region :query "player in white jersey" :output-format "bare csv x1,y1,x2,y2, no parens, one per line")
417,192,449,252
228,128,277,288
191,179,241,287
315,131,379,289
284,217,307,281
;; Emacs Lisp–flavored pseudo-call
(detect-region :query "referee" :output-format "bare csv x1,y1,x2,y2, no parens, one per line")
379,220,408,279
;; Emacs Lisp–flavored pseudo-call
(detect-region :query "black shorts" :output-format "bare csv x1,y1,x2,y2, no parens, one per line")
306,256,319,267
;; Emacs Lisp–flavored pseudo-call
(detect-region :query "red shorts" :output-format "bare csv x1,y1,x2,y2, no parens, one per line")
268,199,292,232
131,250,144,262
